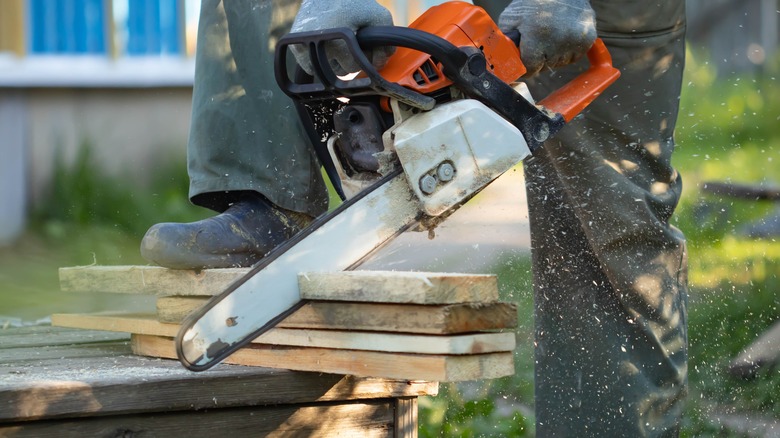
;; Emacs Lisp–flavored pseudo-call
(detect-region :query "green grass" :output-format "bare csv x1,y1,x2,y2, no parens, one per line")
37,143,211,238
672,54,780,435
0,143,210,321
0,225,154,320
684,279,780,435
419,254,536,437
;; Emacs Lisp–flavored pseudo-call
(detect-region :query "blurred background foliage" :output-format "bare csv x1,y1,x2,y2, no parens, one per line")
1,43,778,437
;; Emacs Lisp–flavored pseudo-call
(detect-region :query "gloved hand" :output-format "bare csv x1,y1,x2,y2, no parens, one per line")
498,0,597,76
290,0,395,76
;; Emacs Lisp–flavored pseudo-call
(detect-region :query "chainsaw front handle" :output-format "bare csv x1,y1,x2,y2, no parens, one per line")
537,39,621,122
274,27,436,111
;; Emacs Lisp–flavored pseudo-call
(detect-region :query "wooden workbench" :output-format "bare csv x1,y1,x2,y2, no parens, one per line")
0,325,438,437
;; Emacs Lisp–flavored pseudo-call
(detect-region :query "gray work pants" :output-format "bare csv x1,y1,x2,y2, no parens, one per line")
187,1,689,436
187,0,328,216
522,1,689,436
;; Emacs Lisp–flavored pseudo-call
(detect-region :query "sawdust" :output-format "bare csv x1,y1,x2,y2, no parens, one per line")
374,150,400,176
366,175,422,240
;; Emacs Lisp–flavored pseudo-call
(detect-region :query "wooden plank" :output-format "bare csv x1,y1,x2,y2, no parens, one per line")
0,325,88,337
52,313,515,355
299,271,499,304
59,265,247,296
2,359,436,423
156,296,204,321
59,266,498,304
395,398,419,438
0,342,130,364
0,327,437,422
157,296,518,334
1,400,396,437
52,313,174,336
133,335,516,382
0,327,128,349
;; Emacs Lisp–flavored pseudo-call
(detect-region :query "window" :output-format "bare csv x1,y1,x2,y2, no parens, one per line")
28,0,108,54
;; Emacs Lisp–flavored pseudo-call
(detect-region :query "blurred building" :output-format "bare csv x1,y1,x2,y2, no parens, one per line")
687,0,779,74
0,0,199,245
0,0,778,245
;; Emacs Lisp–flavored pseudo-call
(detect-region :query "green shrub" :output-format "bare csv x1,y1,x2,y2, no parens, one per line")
34,142,208,240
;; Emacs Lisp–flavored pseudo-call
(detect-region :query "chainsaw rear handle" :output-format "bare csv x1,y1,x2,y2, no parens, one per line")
537,39,621,122
275,26,619,151
487,29,619,122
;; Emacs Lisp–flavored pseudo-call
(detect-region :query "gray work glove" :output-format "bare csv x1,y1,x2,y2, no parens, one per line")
290,0,395,76
498,0,597,76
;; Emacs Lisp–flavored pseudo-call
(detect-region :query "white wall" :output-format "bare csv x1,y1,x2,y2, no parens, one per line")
0,92,27,244
24,87,193,206
0,86,192,245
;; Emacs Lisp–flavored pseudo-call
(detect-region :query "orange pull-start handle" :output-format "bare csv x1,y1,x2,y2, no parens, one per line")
537,39,620,122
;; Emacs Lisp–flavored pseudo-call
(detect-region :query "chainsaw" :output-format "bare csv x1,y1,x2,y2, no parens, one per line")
175,1,620,371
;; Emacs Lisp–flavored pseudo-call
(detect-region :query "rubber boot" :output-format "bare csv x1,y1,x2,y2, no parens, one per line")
140,192,313,269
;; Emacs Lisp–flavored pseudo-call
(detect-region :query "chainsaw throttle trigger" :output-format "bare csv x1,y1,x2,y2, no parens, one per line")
537,38,621,122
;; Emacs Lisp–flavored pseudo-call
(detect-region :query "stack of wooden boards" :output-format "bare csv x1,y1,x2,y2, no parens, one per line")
53,266,519,382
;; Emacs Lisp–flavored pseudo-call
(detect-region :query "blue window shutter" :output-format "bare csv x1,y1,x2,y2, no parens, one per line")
127,0,153,54
83,0,107,53
159,0,180,54
28,0,106,54
127,0,181,55
65,0,80,52
29,0,56,53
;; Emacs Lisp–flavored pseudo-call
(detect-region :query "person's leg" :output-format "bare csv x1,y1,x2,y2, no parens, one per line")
187,0,326,216
526,1,689,436
141,0,328,269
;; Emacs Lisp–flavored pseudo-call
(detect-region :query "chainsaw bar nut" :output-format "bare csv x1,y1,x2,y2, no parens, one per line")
437,162,455,182
420,174,438,195
419,162,456,195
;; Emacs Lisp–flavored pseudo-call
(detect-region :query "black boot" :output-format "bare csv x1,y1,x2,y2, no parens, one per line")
140,193,313,269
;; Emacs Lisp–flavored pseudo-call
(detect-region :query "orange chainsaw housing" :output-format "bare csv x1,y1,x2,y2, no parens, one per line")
378,2,525,96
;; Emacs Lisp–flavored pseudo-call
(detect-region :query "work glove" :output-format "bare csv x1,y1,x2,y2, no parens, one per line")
498,0,597,76
290,0,395,76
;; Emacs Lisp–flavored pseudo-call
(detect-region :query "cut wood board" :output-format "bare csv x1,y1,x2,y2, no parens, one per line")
156,296,517,333
59,266,498,304
59,265,247,296
298,271,499,303
156,296,208,322
51,313,515,355
132,334,516,382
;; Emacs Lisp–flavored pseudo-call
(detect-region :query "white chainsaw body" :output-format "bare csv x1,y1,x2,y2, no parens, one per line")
390,98,530,217
332,82,534,212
